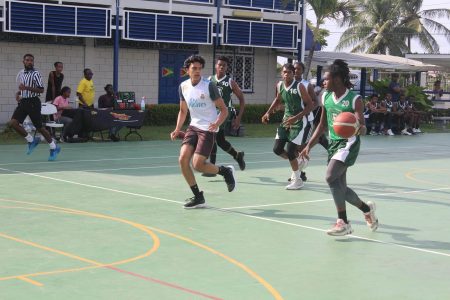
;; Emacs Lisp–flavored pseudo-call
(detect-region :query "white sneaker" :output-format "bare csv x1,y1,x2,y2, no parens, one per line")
297,156,309,171
285,177,304,190
387,129,394,136
415,128,422,133
364,201,379,231
327,219,353,236
401,128,412,136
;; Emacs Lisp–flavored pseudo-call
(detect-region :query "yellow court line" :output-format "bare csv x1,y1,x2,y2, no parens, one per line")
405,169,450,188
0,199,283,300
0,203,160,283
17,276,44,287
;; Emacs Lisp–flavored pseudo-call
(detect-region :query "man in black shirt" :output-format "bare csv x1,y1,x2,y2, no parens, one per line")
98,84,121,141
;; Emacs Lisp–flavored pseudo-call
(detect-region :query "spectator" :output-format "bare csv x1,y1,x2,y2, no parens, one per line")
407,95,422,133
389,73,404,102
394,94,413,135
52,86,73,140
98,84,121,142
432,80,444,100
46,62,64,102
77,68,95,108
366,94,386,135
382,93,395,136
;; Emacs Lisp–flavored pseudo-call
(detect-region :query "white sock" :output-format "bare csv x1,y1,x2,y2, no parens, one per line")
294,170,300,179
25,134,34,143
49,141,57,150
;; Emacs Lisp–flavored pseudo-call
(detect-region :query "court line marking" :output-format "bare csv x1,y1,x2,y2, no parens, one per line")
0,200,283,300
17,276,43,287
1,144,448,166
405,169,450,188
2,168,450,262
222,186,450,210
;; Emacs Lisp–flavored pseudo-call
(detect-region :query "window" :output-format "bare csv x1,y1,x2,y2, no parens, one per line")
217,47,254,92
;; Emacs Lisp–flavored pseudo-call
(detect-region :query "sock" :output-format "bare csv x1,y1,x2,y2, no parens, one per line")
218,166,228,176
338,211,348,224
190,184,201,197
49,141,57,150
25,134,34,143
359,202,371,213
293,170,300,179
227,147,238,159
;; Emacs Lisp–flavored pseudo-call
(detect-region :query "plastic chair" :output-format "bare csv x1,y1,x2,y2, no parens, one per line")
40,103,64,138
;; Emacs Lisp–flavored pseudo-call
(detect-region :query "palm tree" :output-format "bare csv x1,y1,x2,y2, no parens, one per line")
399,0,450,53
304,0,355,76
336,0,450,55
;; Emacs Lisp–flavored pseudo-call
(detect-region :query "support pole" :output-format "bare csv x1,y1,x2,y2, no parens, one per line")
113,0,120,93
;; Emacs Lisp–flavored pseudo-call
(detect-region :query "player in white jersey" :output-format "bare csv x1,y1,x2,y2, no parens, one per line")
170,55,236,209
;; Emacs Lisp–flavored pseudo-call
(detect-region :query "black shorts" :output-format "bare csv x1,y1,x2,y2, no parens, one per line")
182,125,216,157
11,97,43,129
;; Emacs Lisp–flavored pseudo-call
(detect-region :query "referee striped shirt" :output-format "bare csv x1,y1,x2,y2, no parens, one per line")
16,69,44,98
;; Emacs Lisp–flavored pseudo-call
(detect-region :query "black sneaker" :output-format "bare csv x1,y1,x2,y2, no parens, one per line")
300,172,307,181
201,173,217,177
184,192,206,209
235,151,246,171
222,165,236,192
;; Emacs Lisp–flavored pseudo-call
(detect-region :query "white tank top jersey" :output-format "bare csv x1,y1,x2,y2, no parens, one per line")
179,77,221,132
300,79,314,122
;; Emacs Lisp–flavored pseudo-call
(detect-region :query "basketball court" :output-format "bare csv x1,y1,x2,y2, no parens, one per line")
1,133,449,299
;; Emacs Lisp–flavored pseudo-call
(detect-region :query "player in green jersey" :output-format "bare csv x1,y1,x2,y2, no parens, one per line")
202,56,246,177
262,63,313,190
301,59,378,236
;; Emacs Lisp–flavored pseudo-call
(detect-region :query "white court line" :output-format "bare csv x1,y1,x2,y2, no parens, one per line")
2,166,450,259
222,187,450,209
0,167,183,205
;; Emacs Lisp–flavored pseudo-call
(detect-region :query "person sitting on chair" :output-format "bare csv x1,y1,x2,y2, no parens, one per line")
52,86,73,141
98,84,121,142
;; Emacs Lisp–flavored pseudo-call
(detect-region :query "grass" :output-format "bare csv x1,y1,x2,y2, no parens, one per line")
1,122,448,144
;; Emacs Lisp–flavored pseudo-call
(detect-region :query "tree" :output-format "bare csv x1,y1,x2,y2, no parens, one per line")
304,0,355,76
336,0,450,55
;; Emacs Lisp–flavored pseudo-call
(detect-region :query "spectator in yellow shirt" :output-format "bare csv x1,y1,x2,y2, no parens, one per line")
77,68,95,108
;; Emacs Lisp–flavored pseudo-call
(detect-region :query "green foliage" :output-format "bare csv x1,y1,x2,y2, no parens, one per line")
404,84,434,111
368,78,390,99
143,104,284,126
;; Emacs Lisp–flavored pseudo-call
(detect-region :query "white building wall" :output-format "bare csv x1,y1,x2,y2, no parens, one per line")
0,41,278,124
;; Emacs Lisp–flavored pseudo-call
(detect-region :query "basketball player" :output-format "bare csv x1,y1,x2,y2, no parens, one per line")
170,55,236,209
262,63,313,190
300,59,378,236
202,56,246,177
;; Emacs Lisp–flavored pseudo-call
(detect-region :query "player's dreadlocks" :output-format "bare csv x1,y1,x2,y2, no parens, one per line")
329,59,353,89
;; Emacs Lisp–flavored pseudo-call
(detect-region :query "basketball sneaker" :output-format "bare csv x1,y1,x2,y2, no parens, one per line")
184,192,206,209
235,151,246,171
288,171,307,182
27,137,40,155
222,165,236,192
401,128,412,136
327,219,353,236
285,176,304,190
387,129,395,136
48,145,61,161
364,201,379,231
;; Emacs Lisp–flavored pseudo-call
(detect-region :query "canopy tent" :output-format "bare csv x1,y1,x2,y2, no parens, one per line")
405,54,450,72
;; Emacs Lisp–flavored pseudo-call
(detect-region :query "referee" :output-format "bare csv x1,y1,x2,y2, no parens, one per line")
9,54,61,161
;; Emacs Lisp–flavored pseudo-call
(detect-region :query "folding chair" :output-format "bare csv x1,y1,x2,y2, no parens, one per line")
40,103,64,139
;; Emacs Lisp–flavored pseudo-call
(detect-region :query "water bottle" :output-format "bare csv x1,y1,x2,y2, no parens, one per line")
140,97,146,111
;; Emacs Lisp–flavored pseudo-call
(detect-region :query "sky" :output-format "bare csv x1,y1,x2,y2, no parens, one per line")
306,0,450,54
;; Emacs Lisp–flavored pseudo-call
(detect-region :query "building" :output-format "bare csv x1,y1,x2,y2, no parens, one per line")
0,0,307,124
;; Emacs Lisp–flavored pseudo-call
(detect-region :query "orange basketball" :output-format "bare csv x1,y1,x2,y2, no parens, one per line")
333,112,359,139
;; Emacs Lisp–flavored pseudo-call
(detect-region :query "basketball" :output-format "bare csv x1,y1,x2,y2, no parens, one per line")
333,112,359,139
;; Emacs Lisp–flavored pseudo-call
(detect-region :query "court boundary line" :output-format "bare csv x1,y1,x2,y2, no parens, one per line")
2,167,450,260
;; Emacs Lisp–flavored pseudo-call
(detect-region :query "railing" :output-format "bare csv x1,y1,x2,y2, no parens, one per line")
223,0,298,12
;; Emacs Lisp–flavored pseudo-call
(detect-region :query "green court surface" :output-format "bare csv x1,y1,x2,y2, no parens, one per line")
1,133,449,299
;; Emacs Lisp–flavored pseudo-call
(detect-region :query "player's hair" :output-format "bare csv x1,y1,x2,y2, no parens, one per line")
282,63,295,73
23,53,34,60
294,61,305,73
83,68,92,75
184,55,205,69
104,84,113,91
329,59,353,89
61,86,71,94
54,61,63,68
216,56,230,65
